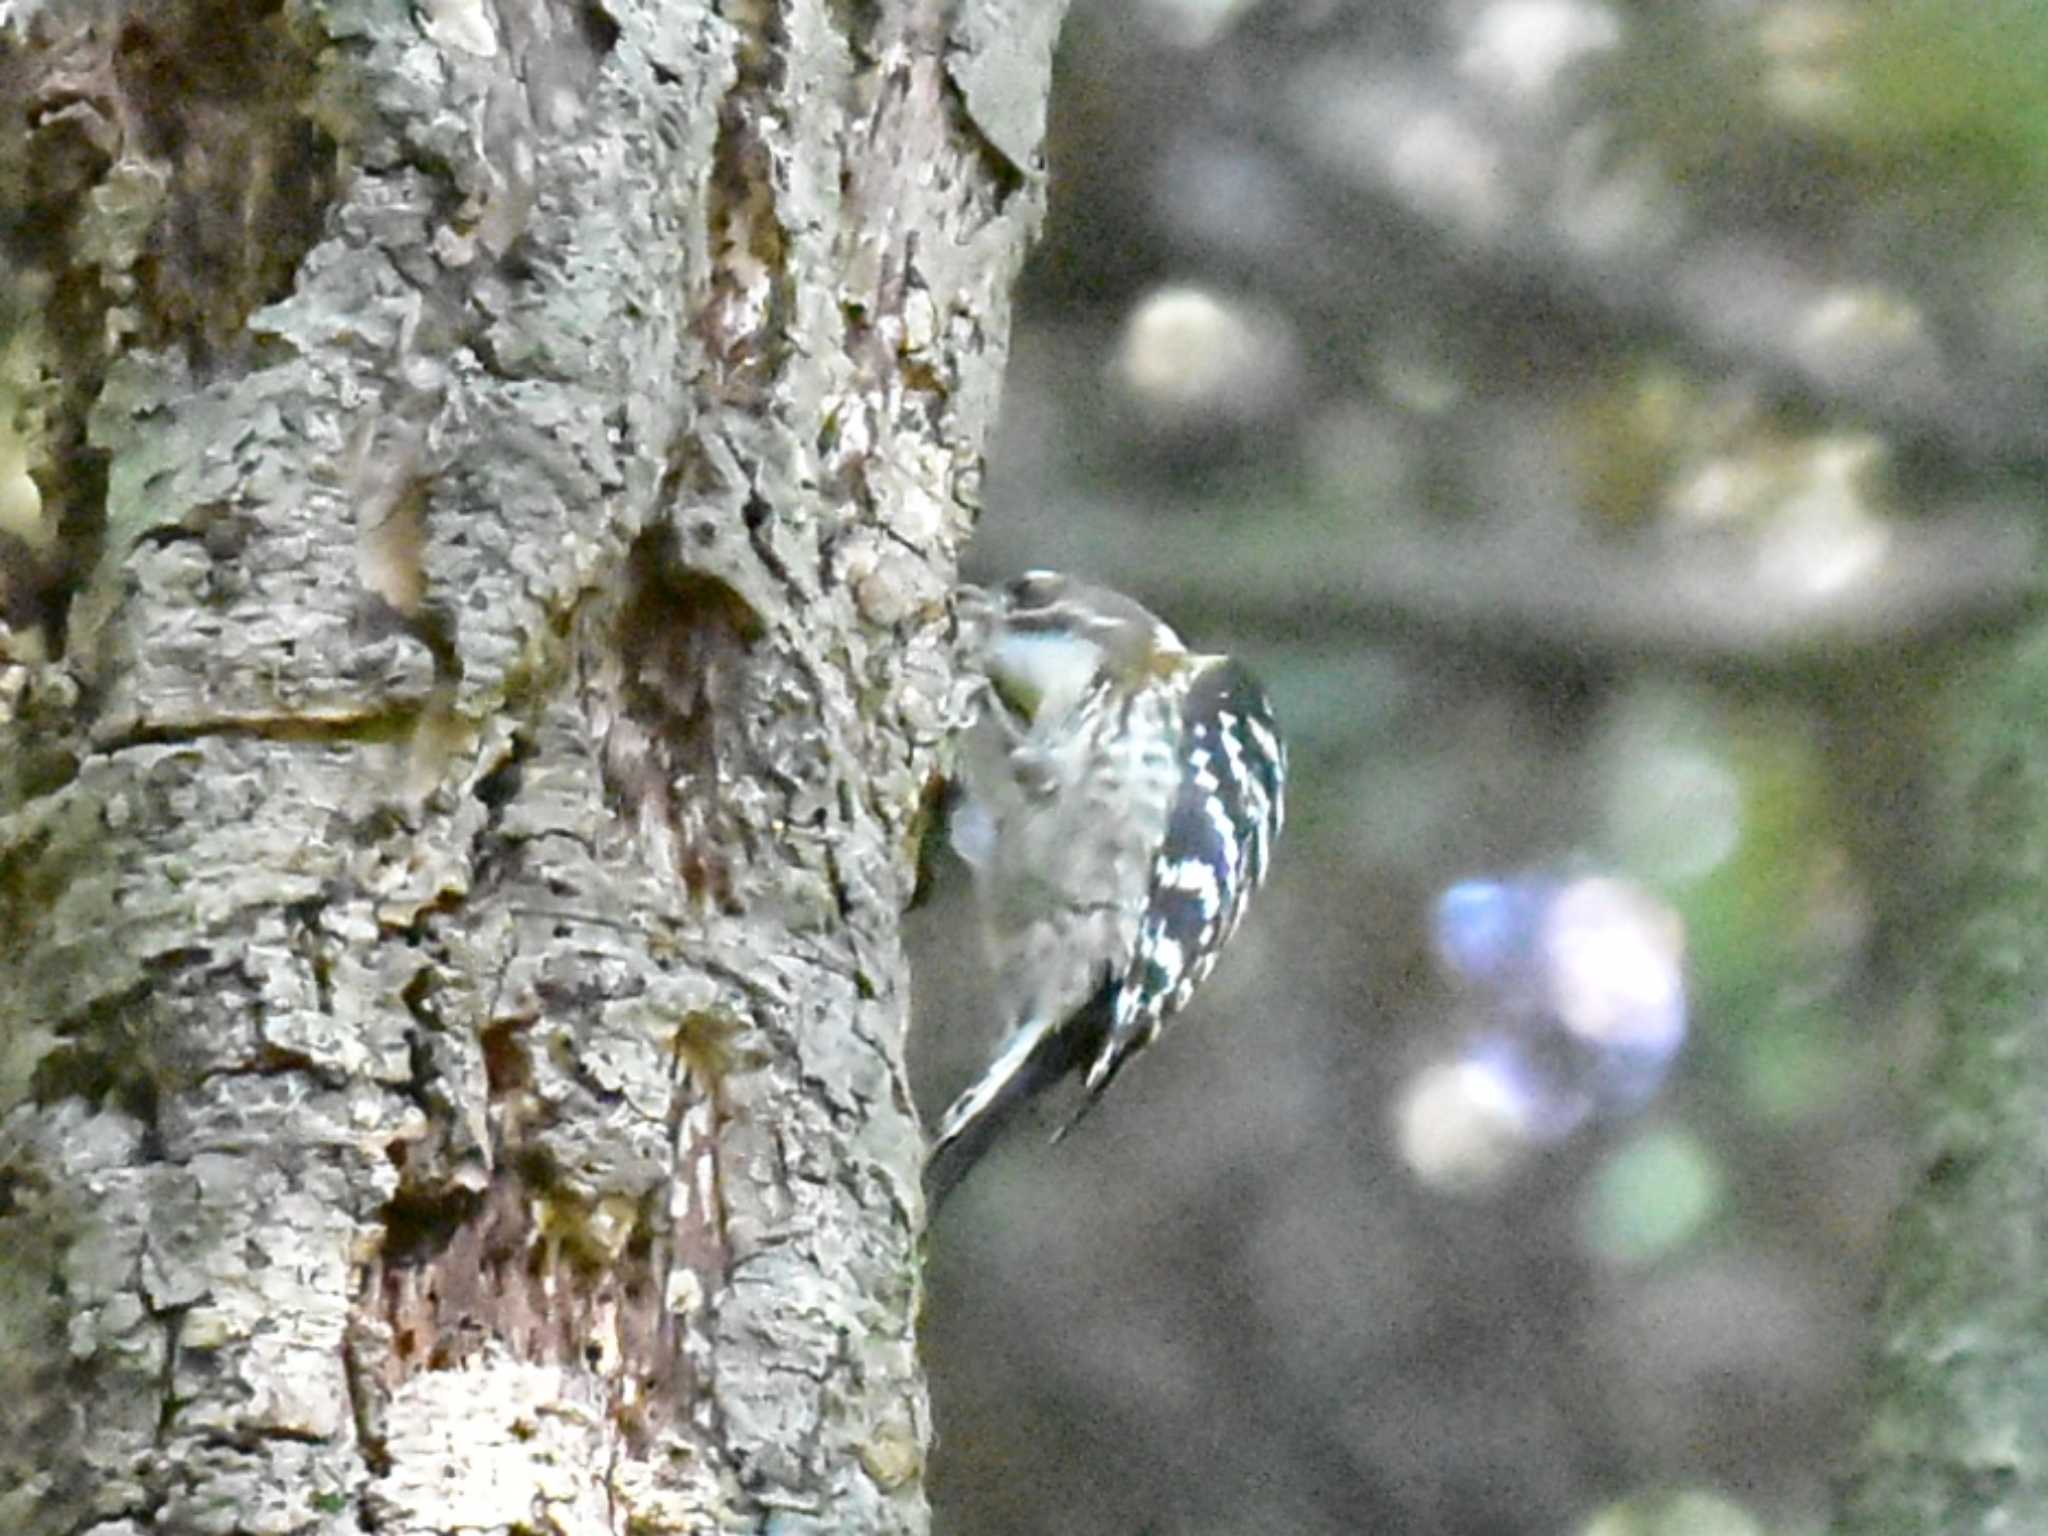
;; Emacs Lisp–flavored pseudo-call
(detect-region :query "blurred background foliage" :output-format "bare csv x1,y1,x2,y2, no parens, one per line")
907,1,2043,1532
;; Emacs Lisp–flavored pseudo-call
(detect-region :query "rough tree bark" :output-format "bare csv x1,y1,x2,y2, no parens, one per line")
0,0,1066,1531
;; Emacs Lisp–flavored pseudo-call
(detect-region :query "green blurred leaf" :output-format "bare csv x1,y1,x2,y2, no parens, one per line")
1581,1127,1725,1264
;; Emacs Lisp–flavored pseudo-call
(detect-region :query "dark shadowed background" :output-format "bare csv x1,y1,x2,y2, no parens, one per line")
909,3,2042,1533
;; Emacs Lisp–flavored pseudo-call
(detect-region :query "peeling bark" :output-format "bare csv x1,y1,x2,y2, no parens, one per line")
0,0,1065,1531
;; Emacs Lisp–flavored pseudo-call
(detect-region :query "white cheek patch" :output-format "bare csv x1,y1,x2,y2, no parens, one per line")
987,632,1106,729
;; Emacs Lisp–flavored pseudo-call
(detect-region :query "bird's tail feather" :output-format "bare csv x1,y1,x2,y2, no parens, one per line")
924,1015,1076,1212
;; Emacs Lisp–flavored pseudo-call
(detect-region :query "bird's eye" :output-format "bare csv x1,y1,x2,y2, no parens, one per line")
1008,570,1064,607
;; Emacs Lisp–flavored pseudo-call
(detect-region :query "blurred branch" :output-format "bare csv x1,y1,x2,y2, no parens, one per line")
989,490,2041,674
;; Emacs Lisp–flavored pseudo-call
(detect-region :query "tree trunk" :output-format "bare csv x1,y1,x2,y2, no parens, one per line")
0,1,1065,1531
1837,624,2048,1535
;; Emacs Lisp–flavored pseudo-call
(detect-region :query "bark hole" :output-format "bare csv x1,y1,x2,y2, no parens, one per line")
609,528,766,909
364,1168,692,1449
574,0,622,60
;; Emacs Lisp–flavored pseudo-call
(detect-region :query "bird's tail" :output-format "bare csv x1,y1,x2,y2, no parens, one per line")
924,1014,1080,1213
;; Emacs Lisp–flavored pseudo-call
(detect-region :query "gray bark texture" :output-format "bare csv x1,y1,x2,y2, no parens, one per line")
0,0,1065,1531
1838,623,2048,1535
